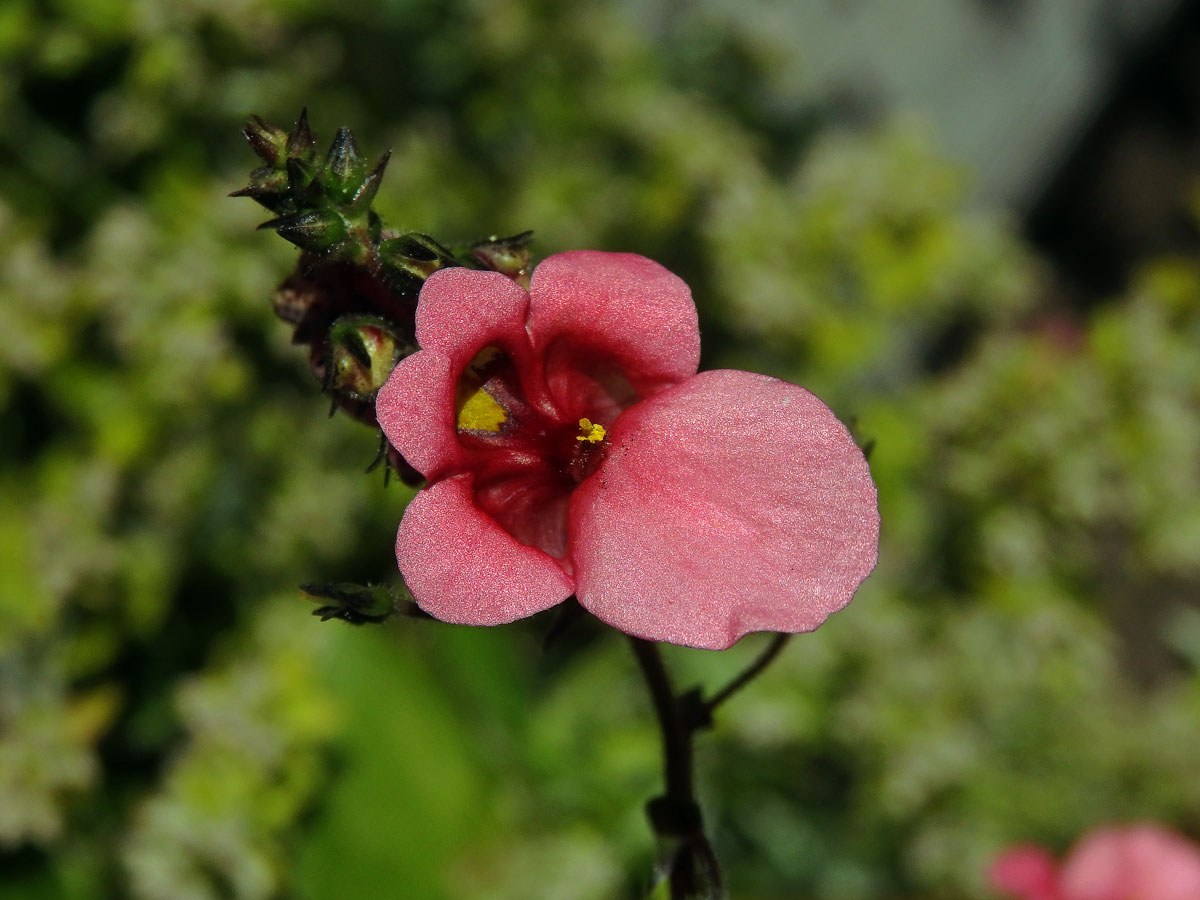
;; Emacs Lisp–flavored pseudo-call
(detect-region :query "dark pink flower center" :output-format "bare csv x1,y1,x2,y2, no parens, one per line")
452,345,631,561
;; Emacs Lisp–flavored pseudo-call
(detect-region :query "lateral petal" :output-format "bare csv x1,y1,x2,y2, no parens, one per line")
376,267,541,479
376,349,460,479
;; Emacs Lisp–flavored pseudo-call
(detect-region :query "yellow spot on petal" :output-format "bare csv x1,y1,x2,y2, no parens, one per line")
576,418,606,443
454,346,510,434
456,386,508,433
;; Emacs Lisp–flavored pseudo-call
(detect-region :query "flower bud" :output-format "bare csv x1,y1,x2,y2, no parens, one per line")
324,315,408,402
471,231,534,287
379,233,458,281
230,110,320,214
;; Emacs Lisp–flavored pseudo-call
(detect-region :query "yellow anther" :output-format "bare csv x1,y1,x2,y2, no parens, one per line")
576,418,607,443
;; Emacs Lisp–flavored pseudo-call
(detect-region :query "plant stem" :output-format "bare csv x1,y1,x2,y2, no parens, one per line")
630,637,694,804
629,632,795,898
629,637,722,899
701,633,791,719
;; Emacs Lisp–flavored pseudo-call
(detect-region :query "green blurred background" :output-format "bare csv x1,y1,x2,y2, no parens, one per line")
3,1,1200,897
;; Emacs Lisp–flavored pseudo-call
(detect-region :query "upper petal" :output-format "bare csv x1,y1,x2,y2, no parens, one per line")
527,252,700,401
414,266,532,366
569,369,879,650
396,472,575,625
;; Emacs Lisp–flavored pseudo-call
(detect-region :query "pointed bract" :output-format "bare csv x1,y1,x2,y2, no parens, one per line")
264,210,348,253
286,108,318,160
348,150,392,214
325,127,367,199
243,115,289,166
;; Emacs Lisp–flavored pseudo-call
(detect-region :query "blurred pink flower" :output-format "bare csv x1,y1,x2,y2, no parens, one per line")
990,825,1200,900
376,251,878,649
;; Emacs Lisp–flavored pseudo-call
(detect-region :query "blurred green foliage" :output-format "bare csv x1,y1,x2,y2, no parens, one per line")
2,1,1199,898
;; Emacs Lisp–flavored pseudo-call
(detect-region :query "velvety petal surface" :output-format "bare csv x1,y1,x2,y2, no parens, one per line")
376,349,460,479
396,473,574,625
413,266,532,367
528,252,700,401
377,267,539,480
569,369,879,650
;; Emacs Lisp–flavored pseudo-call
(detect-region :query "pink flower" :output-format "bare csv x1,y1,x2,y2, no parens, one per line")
989,845,1062,900
990,825,1200,900
375,251,879,649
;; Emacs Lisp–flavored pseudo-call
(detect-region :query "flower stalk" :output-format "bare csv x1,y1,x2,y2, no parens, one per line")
630,637,722,900
630,634,794,899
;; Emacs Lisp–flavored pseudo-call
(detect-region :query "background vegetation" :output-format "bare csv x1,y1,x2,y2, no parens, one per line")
2,1,1199,897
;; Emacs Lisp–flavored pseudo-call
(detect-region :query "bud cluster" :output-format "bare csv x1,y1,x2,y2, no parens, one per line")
233,110,533,482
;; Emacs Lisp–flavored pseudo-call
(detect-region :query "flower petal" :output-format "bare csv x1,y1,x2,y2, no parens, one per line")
569,369,879,650
528,252,700,402
396,473,574,625
376,349,461,479
414,266,532,366
376,267,539,480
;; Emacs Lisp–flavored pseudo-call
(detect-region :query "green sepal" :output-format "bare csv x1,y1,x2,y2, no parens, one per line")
300,582,404,625
300,581,431,624
260,210,348,253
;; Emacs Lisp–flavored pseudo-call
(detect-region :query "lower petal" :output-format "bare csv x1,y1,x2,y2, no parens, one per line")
569,369,879,650
397,473,574,625
474,468,573,561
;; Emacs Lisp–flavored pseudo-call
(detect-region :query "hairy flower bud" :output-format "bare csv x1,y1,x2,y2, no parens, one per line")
236,112,542,484
324,316,408,402
470,231,533,288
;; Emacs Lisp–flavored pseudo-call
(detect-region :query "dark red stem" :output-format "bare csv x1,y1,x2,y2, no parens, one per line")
629,632,794,899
